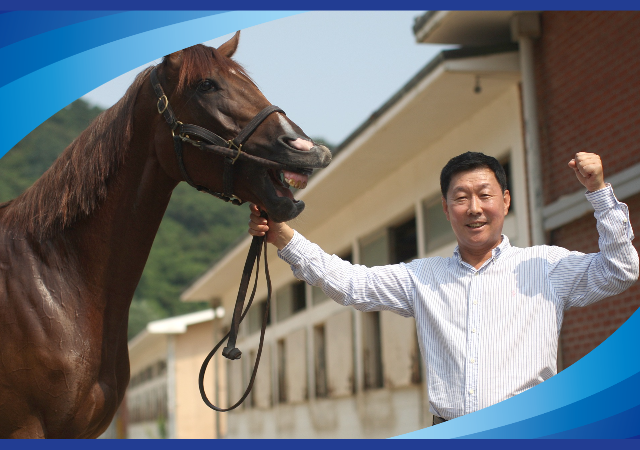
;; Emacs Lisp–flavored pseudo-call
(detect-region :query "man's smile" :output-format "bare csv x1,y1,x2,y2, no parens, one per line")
466,221,487,229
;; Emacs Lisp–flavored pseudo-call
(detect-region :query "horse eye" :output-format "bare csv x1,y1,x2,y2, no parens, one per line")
198,80,215,92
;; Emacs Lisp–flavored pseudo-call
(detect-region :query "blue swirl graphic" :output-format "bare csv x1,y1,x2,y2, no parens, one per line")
0,11,301,156
2,10,639,440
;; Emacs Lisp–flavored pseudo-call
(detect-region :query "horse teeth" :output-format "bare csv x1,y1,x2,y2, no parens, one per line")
286,178,296,187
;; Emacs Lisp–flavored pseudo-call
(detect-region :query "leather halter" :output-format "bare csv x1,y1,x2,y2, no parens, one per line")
150,67,277,412
150,67,286,205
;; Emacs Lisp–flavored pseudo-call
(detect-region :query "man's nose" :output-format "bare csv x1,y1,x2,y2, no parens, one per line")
467,196,482,215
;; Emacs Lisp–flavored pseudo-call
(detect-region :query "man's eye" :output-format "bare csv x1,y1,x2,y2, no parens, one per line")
198,80,215,92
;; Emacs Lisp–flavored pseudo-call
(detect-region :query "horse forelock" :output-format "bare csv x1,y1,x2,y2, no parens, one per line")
2,66,155,241
171,44,254,94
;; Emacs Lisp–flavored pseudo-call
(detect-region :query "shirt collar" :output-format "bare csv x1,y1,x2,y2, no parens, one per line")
453,234,511,263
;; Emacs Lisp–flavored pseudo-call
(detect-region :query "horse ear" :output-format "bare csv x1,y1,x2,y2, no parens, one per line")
218,31,240,58
164,50,183,72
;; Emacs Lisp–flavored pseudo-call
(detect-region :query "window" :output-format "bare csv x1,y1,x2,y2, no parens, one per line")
246,299,270,335
247,350,257,408
389,217,417,263
423,197,456,253
311,286,329,306
360,231,389,268
314,324,328,398
292,281,306,313
362,311,384,390
277,339,287,403
500,158,513,213
276,281,306,322
411,334,422,385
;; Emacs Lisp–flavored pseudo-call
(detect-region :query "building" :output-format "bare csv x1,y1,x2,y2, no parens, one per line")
121,309,228,438
413,10,640,368
160,11,637,439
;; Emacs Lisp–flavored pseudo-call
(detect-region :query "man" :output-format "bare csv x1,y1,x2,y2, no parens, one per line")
248,151,638,424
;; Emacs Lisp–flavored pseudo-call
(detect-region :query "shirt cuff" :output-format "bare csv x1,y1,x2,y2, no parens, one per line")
585,183,618,212
277,230,307,265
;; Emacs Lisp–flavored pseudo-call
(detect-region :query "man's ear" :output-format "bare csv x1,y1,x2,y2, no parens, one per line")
218,31,240,58
503,190,511,216
442,197,450,221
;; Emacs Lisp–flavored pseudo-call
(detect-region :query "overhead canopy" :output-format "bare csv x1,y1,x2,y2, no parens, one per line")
413,11,522,46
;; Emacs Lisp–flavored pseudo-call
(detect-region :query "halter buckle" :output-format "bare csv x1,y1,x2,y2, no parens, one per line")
228,140,243,164
171,121,184,137
157,95,169,114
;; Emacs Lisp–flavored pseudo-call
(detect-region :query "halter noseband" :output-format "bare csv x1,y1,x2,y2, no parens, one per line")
150,67,285,205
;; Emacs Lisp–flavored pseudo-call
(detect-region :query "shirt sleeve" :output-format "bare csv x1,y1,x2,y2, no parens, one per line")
548,185,639,309
278,231,416,317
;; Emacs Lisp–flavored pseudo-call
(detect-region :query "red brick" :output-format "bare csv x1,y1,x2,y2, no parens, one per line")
535,12,640,204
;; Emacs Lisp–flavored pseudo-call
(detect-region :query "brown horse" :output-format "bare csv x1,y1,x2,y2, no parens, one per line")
0,32,331,438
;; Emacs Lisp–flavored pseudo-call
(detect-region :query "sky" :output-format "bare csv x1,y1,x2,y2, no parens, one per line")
82,11,452,146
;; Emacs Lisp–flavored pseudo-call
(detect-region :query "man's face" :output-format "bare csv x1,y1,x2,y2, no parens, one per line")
442,167,510,256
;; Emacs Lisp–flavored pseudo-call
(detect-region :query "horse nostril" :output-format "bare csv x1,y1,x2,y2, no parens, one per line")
285,138,313,152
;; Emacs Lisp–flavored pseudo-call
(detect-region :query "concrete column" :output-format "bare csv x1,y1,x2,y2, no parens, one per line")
351,239,364,394
512,12,545,246
166,335,177,439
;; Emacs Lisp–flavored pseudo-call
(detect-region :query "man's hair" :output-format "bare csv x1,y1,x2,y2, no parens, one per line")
440,152,508,198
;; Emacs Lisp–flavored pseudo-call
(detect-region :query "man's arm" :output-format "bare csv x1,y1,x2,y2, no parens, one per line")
248,204,416,317
549,153,639,308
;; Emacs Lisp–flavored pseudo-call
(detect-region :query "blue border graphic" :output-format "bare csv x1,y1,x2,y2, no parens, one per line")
1,8,639,440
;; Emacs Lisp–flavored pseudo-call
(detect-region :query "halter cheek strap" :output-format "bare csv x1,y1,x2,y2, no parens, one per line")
150,68,285,205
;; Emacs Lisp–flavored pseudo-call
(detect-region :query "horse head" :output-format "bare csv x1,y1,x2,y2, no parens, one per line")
150,32,331,222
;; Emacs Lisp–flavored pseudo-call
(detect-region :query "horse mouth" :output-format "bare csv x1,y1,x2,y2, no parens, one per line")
268,169,311,196
251,140,330,223
268,168,311,199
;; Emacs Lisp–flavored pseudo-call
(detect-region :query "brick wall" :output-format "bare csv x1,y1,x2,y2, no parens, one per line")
535,11,640,205
551,193,640,368
534,11,640,368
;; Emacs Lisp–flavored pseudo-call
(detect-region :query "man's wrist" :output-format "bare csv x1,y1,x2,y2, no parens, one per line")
587,181,607,193
585,183,616,211
274,225,295,250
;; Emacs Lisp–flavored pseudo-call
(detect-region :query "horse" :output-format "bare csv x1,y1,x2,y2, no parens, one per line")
0,32,331,438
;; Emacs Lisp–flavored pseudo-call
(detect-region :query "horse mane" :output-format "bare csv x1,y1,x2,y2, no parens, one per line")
3,44,247,242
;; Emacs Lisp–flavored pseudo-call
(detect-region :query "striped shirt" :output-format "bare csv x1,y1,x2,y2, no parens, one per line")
278,186,639,420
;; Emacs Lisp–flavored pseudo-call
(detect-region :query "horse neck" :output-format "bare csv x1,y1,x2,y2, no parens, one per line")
63,116,179,316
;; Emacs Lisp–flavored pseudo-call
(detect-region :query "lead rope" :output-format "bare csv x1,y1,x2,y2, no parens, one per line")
198,211,272,411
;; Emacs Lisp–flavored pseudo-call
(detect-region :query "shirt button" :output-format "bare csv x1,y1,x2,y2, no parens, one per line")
469,389,475,395
473,300,478,305
470,358,476,364
474,272,479,276
472,328,477,333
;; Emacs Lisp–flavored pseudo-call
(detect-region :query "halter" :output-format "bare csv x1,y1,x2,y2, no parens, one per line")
150,67,278,412
150,67,287,205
